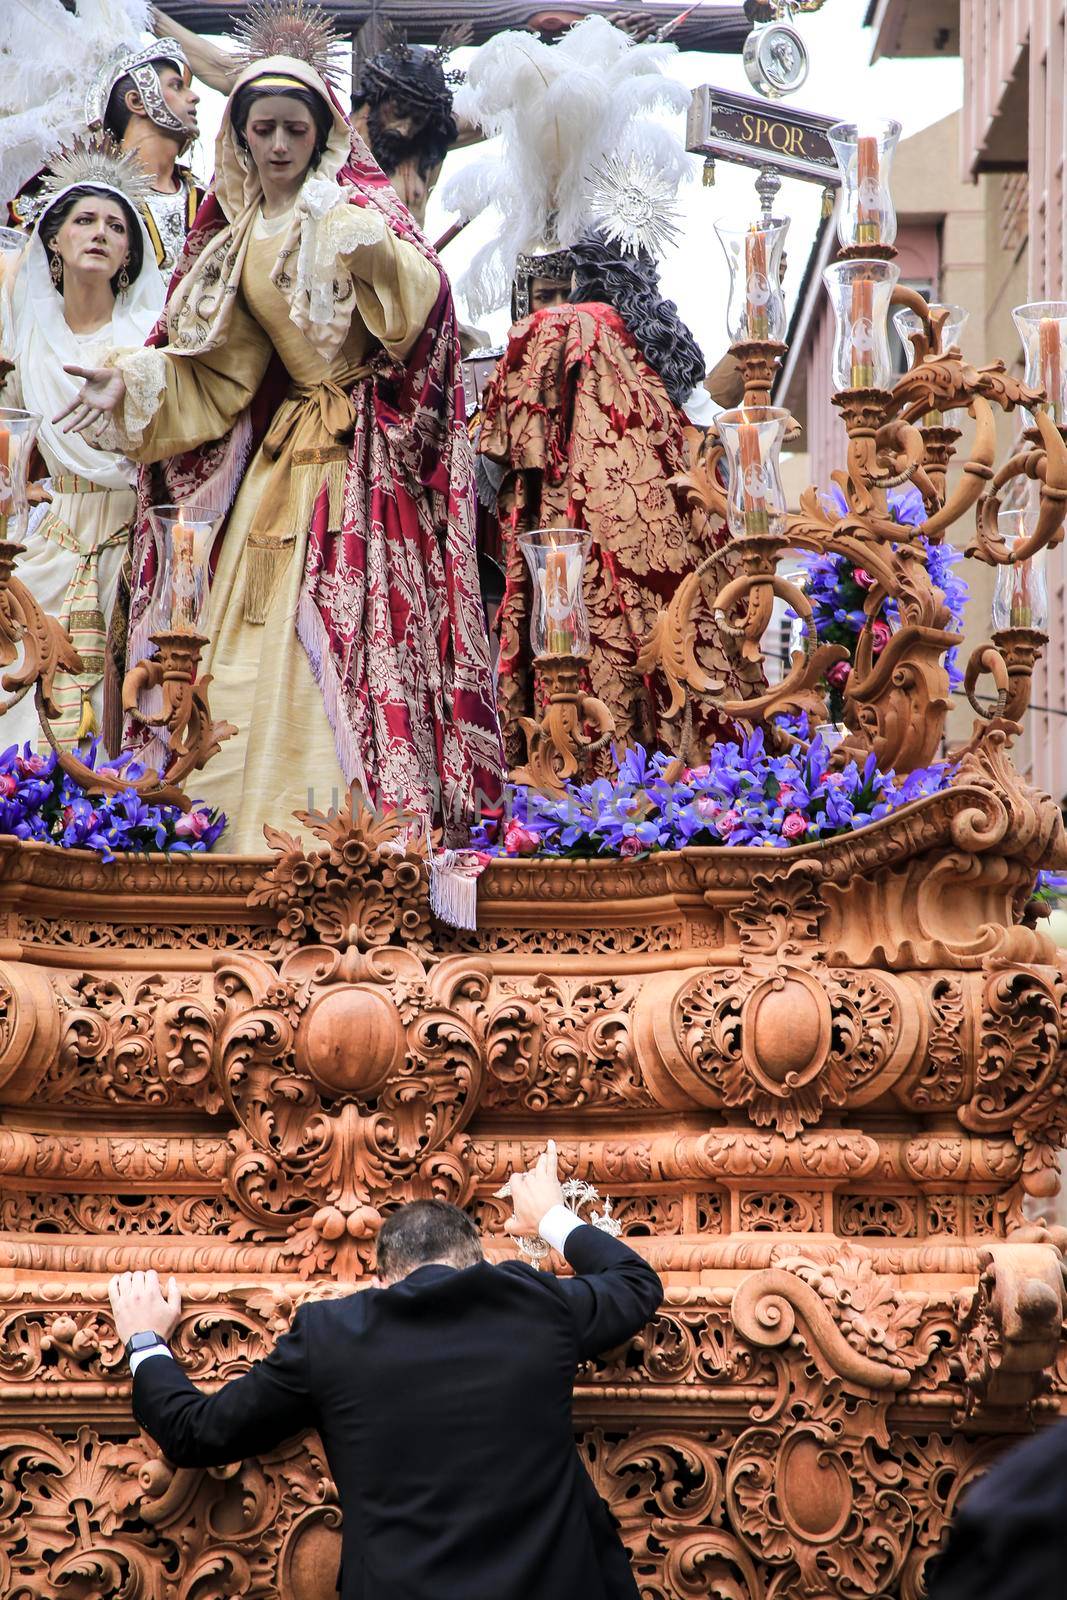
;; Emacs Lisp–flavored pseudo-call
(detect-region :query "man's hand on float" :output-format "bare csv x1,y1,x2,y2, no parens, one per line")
503,1139,566,1237
54,365,126,436
108,1269,182,1344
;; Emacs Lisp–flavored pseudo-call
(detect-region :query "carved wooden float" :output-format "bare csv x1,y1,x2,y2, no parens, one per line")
0,738,1065,1599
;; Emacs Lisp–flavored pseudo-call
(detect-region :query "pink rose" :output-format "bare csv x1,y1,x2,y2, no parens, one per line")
0,773,16,798
853,568,875,589
16,753,48,776
782,812,808,840
826,660,852,688
686,763,711,782
175,809,211,840
694,796,720,821
619,835,643,857
870,620,892,653
503,821,540,857
717,809,741,836
776,784,793,805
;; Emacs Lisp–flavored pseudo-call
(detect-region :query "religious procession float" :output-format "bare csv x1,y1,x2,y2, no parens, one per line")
0,2,1064,1596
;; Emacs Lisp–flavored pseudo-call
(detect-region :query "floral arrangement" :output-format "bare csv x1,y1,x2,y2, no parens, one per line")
0,742,225,862
473,731,956,860
792,484,968,721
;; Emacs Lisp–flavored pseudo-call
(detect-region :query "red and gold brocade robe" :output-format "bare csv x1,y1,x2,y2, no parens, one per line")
478,301,761,767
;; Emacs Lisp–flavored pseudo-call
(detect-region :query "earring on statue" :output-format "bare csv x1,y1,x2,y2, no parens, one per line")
117,261,130,294
49,246,62,288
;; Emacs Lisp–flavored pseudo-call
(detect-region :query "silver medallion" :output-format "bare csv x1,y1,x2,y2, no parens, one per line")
743,21,810,100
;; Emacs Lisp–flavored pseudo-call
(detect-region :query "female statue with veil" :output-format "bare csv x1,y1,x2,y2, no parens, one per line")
59,3,503,886
0,139,163,751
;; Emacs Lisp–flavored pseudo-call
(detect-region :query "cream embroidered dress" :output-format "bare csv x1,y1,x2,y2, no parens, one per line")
0,194,162,751
103,61,441,851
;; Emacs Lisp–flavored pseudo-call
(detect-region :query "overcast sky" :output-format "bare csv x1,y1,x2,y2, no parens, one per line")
186,0,964,361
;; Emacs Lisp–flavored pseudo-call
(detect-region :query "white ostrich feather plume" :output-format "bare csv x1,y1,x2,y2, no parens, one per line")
443,14,691,318
0,0,152,206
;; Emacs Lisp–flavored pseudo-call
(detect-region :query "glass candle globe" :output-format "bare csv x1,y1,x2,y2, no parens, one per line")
893,303,969,420
992,509,1048,631
0,407,43,546
828,119,901,250
147,505,221,635
822,259,900,392
1011,302,1067,426
714,218,789,344
716,407,790,539
518,528,591,657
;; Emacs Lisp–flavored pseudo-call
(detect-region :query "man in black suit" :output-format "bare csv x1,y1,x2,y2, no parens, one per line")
926,1419,1067,1600
108,1141,663,1600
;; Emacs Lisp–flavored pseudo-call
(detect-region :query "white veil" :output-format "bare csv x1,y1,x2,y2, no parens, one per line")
2,181,163,488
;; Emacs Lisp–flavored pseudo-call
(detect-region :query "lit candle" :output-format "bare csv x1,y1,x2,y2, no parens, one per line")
0,421,10,537
737,422,769,536
850,276,875,388
1010,560,1033,628
1039,317,1064,422
544,539,574,654
171,507,198,632
744,226,770,342
856,134,881,245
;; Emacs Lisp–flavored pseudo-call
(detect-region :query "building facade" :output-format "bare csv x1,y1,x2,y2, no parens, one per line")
869,0,1067,802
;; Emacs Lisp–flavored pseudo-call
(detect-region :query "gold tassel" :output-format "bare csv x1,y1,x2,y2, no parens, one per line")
243,536,296,625
287,453,349,537
76,693,97,742
324,454,347,531
703,157,715,188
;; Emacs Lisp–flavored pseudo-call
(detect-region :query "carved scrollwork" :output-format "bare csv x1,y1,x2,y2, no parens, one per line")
214,947,486,1275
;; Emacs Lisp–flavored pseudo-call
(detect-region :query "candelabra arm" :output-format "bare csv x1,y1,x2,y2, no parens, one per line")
971,411,1067,564
918,395,997,541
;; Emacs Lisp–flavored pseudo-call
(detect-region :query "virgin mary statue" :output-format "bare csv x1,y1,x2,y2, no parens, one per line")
61,7,503,870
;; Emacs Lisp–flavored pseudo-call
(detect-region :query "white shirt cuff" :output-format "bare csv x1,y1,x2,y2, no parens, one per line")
129,1346,174,1375
539,1204,584,1253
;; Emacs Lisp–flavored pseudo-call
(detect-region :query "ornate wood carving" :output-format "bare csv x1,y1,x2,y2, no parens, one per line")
0,770,1063,1595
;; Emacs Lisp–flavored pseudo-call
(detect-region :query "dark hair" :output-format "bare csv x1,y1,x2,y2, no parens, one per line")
375,1200,483,1281
103,57,184,142
568,229,706,410
38,184,143,296
230,81,333,172
353,46,458,182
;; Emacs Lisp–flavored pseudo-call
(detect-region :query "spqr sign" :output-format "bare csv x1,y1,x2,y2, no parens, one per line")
686,86,841,190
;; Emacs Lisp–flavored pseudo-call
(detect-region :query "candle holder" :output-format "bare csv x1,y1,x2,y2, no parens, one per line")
716,407,789,540
147,504,216,635
1012,302,1067,428
962,512,1049,729
512,529,614,795
828,119,901,253
518,528,591,658
822,259,900,393
715,218,789,345
510,652,616,799
894,303,969,423
0,407,43,546
122,504,234,766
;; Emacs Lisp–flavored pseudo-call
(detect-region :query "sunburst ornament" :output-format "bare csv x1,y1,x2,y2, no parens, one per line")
586,154,683,260
231,0,340,82
39,135,155,214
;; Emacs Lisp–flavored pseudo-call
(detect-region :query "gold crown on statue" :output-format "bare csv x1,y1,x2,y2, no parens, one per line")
231,0,340,82
39,134,155,213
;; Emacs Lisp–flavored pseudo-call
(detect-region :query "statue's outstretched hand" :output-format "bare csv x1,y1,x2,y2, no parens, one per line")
54,364,126,437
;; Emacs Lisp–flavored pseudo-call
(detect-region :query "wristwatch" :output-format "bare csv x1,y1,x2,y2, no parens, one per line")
125,1330,168,1360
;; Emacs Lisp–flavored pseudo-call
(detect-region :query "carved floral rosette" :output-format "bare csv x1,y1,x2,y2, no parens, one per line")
0,749,1064,1599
